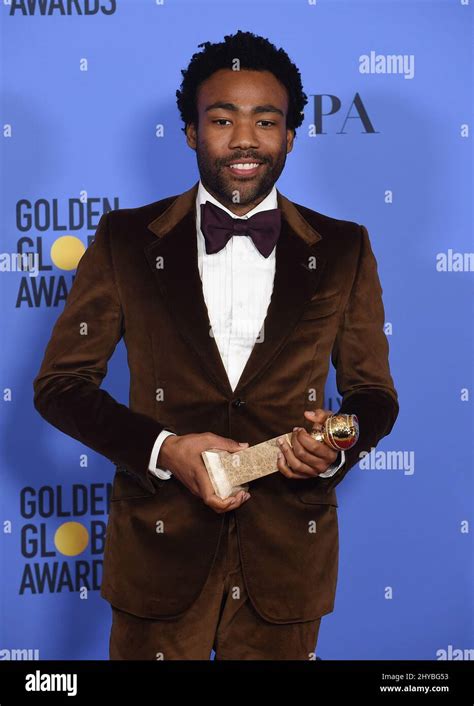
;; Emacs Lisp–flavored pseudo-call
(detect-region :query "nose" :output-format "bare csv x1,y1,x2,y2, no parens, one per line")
228,121,259,151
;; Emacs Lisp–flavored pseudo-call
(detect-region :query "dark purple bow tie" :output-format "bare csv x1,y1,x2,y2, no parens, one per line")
200,200,281,258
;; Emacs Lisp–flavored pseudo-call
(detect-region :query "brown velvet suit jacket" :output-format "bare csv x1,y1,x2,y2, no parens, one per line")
33,181,399,623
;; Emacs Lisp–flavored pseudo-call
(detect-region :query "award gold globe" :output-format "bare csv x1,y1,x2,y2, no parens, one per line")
310,413,359,451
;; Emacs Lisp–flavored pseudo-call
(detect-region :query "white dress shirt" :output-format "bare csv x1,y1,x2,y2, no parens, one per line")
148,180,345,481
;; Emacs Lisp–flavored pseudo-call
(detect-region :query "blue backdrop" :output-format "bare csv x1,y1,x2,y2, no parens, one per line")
1,0,472,661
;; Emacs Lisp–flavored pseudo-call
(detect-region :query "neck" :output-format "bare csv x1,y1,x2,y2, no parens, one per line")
201,182,273,217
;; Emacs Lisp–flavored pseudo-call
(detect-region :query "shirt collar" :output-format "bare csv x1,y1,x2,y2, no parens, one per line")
196,179,278,220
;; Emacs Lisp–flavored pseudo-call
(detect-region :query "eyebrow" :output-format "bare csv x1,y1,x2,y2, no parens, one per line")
204,101,284,118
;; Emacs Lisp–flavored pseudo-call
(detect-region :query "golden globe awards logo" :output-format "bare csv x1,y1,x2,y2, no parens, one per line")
19,483,111,594
14,197,119,308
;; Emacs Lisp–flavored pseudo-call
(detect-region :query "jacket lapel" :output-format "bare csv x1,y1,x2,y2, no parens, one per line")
144,181,327,398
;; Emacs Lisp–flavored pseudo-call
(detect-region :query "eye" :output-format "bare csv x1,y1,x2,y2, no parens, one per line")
211,119,276,127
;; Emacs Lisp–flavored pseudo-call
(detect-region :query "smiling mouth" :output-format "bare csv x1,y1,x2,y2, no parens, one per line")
226,162,263,177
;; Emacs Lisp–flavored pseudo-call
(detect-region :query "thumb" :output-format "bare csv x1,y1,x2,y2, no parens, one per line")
304,408,332,425
222,437,249,452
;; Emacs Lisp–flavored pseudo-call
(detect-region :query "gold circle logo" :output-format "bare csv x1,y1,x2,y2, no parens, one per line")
50,236,86,271
54,522,89,556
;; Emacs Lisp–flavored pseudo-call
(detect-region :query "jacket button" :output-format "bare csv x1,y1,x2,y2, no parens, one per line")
231,398,246,408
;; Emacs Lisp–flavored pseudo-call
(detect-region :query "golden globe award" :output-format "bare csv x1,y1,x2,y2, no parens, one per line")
201,413,359,499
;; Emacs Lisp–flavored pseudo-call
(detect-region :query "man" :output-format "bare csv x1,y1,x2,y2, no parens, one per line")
33,30,399,660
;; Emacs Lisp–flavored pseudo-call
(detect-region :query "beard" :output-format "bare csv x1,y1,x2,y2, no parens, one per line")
196,140,287,210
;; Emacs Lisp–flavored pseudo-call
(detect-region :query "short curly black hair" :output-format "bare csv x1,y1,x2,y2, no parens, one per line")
176,30,308,137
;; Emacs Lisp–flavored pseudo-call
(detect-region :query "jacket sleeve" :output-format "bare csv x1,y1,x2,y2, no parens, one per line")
32,211,165,494
320,224,399,494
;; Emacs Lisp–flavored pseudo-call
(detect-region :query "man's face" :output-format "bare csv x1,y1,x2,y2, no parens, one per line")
186,68,294,214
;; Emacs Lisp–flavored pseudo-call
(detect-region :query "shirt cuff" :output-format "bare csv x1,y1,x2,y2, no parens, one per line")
148,429,176,480
318,449,345,478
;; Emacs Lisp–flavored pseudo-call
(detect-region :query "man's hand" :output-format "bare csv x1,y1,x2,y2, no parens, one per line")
276,408,338,479
158,432,251,513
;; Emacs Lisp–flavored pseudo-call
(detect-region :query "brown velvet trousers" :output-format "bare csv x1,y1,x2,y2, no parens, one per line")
109,510,321,661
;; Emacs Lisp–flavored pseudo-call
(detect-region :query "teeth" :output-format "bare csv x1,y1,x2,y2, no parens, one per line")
229,163,260,170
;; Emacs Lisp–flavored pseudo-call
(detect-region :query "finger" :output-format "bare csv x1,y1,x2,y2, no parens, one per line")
276,449,308,479
196,469,251,512
208,490,251,514
206,435,249,453
291,430,338,475
195,469,235,509
280,438,317,476
293,428,338,464
277,437,317,478
224,490,251,511
195,464,224,498
290,428,330,466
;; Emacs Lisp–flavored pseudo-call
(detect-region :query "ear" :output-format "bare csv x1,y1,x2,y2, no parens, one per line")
186,123,197,150
286,128,295,154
